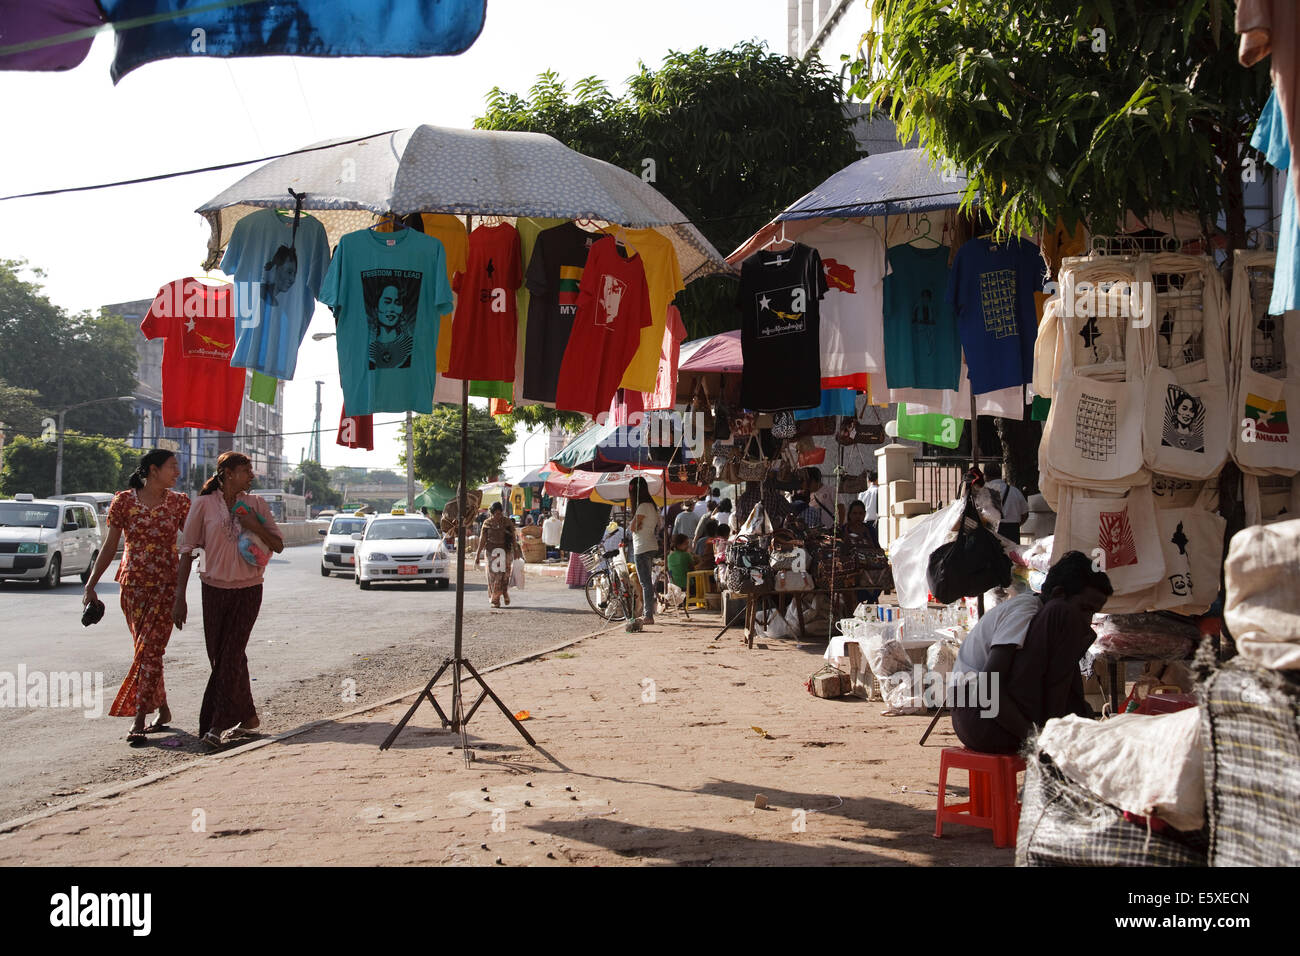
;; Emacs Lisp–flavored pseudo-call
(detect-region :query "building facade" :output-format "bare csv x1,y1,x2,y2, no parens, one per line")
103,297,286,490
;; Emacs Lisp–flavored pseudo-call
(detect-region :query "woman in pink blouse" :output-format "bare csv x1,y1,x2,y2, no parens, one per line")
174,451,283,749
83,449,191,745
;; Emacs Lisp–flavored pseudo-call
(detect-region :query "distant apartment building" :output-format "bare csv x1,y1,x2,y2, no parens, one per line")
103,298,286,490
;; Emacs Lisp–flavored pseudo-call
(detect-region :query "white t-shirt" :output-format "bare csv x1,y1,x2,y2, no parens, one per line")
859,484,879,522
632,502,660,555
541,516,563,547
799,221,889,377
952,593,1042,677
987,480,1029,524
693,499,710,517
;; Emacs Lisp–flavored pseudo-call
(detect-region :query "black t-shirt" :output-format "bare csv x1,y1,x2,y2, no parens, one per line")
522,222,597,403
736,242,827,411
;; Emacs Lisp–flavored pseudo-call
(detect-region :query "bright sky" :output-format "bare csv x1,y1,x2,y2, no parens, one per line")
0,0,787,475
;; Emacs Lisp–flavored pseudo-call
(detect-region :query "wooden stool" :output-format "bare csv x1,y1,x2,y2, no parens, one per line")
934,748,1026,849
686,571,716,610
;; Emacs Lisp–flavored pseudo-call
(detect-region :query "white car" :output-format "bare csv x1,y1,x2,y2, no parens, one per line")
0,495,103,588
354,513,449,590
319,513,370,576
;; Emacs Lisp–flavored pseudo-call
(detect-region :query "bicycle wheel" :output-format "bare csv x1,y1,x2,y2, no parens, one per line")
613,570,637,622
585,571,627,622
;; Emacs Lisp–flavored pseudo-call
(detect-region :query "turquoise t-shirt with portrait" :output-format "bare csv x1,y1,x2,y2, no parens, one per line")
318,228,452,415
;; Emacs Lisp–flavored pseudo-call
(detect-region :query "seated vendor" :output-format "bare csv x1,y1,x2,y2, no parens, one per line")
949,551,1113,755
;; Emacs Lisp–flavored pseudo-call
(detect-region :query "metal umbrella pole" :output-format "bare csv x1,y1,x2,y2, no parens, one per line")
381,214,536,763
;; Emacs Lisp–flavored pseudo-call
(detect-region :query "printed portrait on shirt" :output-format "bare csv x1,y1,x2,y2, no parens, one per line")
1161,385,1205,453
597,274,627,326
362,269,422,370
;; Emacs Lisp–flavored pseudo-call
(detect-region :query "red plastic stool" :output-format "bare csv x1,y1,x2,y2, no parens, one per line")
933,748,1026,848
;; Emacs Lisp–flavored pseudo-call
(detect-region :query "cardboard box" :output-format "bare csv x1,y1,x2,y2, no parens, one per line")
810,672,850,698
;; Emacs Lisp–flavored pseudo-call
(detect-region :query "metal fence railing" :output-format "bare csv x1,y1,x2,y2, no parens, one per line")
911,457,999,509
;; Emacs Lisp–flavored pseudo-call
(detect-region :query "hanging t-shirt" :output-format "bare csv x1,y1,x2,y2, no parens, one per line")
617,227,685,392
140,278,245,432
1253,90,1299,314
946,237,1043,394
220,207,330,380
883,243,961,390
799,222,888,378
554,236,653,417
522,221,597,403
337,407,374,450
318,228,452,415
446,223,523,383
379,214,468,373
737,243,828,412
641,305,687,411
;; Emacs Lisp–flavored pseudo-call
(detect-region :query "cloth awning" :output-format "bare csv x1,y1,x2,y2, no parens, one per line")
678,330,743,375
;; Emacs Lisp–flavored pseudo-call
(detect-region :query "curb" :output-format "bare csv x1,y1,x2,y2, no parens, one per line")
0,620,619,835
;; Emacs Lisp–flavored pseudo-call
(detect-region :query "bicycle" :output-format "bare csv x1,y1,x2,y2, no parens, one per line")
582,545,636,623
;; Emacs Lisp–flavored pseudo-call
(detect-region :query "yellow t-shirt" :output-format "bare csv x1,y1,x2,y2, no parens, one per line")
616,227,685,392
420,215,469,373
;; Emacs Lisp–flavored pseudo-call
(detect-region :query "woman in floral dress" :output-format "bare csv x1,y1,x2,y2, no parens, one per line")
475,502,521,608
83,449,191,745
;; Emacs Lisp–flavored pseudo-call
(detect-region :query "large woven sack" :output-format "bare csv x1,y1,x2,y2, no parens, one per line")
1224,517,1300,669
1200,660,1300,866
1037,709,1204,831
1016,751,1207,867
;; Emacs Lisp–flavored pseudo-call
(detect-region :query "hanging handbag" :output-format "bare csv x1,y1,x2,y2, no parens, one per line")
772,411,797,439
838,472,870,494
925,496,1012,604
723,535,773,594
796,416,838,437
774,569,814,592
837,414,885,447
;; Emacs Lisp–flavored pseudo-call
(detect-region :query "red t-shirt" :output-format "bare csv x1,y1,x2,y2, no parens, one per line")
141,278,245,432
337,407,374,450
555,237,653,417
446,223,522,382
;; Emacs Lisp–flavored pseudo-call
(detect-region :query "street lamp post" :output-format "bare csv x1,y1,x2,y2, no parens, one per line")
54,396,134,497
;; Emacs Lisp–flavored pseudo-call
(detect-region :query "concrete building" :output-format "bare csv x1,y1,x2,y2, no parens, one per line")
103,297,286,490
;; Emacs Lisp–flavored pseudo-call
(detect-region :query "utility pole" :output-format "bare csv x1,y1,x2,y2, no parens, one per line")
405,410,415,510
54,396,132,497
310,379,323,462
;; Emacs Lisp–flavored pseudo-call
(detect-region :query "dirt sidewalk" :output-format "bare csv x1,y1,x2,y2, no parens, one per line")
0,611,1012,866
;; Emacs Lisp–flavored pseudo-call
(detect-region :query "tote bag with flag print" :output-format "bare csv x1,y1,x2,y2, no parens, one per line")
1229,250,1300,475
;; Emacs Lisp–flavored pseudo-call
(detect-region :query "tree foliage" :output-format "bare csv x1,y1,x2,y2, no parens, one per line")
0,379,48,438
476,42,861,339
852,0,1271,248
285,459,340,508
402,405,515,491
0,432,137,498
0,260,138,439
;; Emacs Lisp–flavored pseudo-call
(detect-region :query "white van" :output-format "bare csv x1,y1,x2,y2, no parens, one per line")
0,495,104,588
50,492,119,553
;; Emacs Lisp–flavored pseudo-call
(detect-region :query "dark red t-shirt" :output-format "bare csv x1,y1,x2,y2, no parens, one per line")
337,407,374,450
555,237,653,417
446,223,522,382
140,278,245,432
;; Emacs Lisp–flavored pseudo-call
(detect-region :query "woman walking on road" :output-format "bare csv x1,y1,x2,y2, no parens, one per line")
83,449,191,746
475,502,521,608
629,477,661,625
173,451,283,749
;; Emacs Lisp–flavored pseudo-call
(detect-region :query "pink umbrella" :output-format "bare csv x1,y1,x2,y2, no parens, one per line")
678,330,742,375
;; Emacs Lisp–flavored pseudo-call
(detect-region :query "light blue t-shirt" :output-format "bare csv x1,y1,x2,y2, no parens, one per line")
1252,90,1299,314
220,208,330,380
318,228,452,415
946,237,1042,394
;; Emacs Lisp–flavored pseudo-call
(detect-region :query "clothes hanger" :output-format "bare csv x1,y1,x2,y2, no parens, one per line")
907,214,942,247
370,212,406,231
192,271,231,286
764,221,794,250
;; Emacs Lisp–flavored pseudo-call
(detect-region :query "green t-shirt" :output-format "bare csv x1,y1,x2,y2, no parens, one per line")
667,549,694,589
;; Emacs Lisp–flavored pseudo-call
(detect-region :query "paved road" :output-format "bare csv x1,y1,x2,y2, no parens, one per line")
0,545,598,823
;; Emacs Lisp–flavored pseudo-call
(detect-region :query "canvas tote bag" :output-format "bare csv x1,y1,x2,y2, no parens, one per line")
1229,249,1300,475
1052,483,1165,598
1147,483,1226,615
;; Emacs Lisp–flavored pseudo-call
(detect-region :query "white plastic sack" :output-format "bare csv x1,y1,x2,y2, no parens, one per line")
889,497,965,608
1037,709,1204,831
754,606,790,640
878,671,926,715
510,557,525,589
925,638,960,678
1225,517,1300,669
862,624,911,677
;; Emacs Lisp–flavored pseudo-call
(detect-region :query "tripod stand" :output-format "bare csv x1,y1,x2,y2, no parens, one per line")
380,377,536,764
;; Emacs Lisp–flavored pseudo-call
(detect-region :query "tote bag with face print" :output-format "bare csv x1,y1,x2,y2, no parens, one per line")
1052,483,1165,597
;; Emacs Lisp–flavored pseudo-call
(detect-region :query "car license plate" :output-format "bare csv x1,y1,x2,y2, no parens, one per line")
397,565,418,575
347,555,355,564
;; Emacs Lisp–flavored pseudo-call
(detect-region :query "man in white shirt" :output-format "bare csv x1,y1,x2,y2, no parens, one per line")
984,462,1029,541
858,472,879,546
693,491,716,518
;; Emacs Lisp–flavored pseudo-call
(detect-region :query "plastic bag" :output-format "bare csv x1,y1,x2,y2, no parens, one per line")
510,557,525,589
862,623,911,677
925,638,960,678
889,497,966,608
755,606,790,639
878,671,926,715
926,499,1013,604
